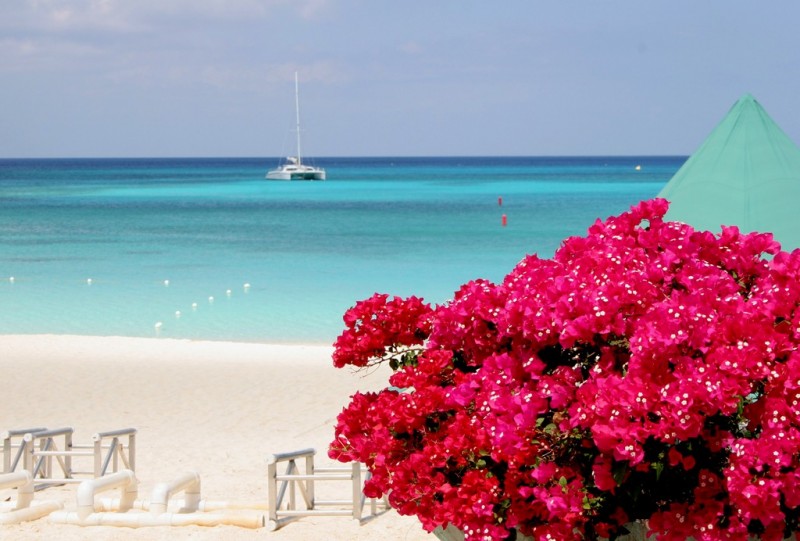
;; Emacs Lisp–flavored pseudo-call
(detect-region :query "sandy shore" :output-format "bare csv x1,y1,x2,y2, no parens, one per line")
0,335,432,540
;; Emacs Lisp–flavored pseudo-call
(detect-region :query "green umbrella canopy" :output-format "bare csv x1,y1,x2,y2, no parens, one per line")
659,94,800,250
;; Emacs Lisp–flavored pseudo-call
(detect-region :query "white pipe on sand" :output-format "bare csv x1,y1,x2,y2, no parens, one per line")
49,509,265,528
0,471,34,509
48,470,265,529
0,471,63,524
149,471,201,515
76,470,137,520
96,497,269,513
0,501,63,525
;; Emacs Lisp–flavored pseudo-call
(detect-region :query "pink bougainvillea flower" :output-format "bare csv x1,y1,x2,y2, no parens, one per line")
330,198,800,541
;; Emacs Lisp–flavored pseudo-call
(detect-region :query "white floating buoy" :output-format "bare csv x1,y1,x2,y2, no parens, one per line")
634,164,642,171
208,296,214,304
243,283,251,293
9,276,15,283
226,289,232,298
175,310,181,319
163,279,170,287
191,302,198,311
87,278,93,285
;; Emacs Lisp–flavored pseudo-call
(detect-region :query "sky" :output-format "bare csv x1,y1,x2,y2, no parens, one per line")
1,1,799,158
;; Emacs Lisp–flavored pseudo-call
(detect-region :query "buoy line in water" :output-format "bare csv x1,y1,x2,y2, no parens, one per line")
4,274,255,339
154,281,254,337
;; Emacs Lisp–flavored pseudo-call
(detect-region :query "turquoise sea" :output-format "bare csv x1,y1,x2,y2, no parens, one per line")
0,157,684,344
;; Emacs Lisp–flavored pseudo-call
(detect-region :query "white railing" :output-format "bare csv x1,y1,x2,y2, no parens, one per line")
266,448,388,530
88,428,137,478
2,427,47,474
2,427,136,488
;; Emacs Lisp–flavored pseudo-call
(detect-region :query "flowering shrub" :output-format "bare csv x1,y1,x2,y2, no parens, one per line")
329,198,800,541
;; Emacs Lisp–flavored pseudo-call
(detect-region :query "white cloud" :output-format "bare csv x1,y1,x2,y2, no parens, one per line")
296,0,330,19
0,36,104,71
0,0,335,88
399,41,424,55
5,0,329,33
10,0,141,33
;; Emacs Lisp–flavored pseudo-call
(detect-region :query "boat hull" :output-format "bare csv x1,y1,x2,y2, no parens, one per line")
265,170,326,181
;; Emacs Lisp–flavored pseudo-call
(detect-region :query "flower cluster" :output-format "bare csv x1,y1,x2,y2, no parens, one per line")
330,198,800,541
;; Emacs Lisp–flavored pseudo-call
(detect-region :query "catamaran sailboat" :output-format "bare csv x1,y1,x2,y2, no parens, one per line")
266,73,326,181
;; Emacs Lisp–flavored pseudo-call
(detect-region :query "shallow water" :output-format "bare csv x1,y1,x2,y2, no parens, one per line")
0,156,682,344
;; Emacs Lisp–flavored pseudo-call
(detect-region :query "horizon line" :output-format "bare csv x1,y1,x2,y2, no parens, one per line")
0,154,690,161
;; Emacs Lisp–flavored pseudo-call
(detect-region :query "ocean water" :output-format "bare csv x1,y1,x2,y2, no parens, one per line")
0,156,683,344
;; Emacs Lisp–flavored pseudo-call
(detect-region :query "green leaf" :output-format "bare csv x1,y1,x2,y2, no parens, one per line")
652,461,664,481
612,461,628,485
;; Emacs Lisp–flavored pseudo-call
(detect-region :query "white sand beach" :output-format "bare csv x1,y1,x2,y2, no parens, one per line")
0,335,432,541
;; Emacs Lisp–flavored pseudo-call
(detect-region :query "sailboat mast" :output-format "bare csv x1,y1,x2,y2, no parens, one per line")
294,71,302,166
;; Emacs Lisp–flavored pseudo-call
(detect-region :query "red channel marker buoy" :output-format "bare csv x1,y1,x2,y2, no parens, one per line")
501,214,508,227
498,196,503,207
